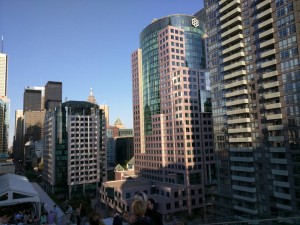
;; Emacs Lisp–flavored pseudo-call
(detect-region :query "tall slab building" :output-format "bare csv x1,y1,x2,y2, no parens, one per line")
205,0,300,222
0,53,8,97
131,12,215,215
0,53,9,154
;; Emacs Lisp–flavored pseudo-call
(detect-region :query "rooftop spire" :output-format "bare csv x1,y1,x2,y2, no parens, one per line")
87,88,97,104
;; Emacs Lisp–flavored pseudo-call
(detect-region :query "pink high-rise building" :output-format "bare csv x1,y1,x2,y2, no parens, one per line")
131,12,215,216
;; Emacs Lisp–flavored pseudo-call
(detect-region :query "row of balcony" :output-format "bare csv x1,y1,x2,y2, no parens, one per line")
222,34,243,47
224,69,246,80
220,7,241,22
227,107,249,115
226,89,248,98
224,78,247,88
219,0,240,14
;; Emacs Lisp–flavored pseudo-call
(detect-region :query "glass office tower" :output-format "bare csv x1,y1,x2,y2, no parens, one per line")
205,0,300,223
132,12,215,216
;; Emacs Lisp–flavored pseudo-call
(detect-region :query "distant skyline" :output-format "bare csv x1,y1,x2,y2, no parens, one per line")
0,0,203,146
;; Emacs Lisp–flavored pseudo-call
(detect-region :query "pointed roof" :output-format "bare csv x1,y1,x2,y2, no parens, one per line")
87,88,97,104
127,157,135,165
114,164,125,172
114,118,124,128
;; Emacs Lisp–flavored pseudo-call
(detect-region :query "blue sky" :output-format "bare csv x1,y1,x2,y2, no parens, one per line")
0,0,203,146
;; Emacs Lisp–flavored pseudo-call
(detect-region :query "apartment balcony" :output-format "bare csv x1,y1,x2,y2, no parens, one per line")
232,185,256,193
231,166,254,172
256,0,271,10
226,89,248,98
276,203,292,211
222,42,244,54
234,205,258,214
226,99,249,107
229,137,252,142
230,156,254,162
227,108,250,115
267,125,283,131
220,7,242,22
260,59,276,68
273,180,290,188
260,38,275,48
265,102,281,110
222,34,243,46
224,78,247,88
220,0,241,13
229,147,253,152
223,51,245,63
258,18,273,29
266,113,282,120
224,69,246,80
263,81,279,89
274,191,291,200
272,169,288,176
256,8,272,20
221,16,242,30
221,25,243,39
271,158,287,164
232,175,255,183
228,127,251,133
268,136,284,142
219,0,229,6
260,49,276,59
228,117,250,124
264,92,280,99
233,194,257,203
269,147,286,152
262,70,278,79
258,28,274,39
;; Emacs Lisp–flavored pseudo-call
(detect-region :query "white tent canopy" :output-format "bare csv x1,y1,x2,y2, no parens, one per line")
0,173,40,206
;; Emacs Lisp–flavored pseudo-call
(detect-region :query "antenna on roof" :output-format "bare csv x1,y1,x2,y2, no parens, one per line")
1,36,3,53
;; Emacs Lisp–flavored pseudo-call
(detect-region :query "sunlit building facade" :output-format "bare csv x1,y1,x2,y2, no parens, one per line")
131,12,215,216
205,0,300,223
0,53,8,98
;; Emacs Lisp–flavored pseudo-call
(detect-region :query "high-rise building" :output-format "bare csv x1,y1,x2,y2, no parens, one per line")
13,110,23,160
205,0,300,222
0,52,9,155
44,81,62,111
43,101,106,198
131,12,215,216
0,53,8,98
0,97,9,154
23,87,44,111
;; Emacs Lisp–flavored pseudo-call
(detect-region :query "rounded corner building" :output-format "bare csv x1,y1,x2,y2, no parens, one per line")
131,11,215,216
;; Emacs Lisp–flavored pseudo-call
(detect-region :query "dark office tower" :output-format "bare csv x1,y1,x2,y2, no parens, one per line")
0,97,9,154
23,87,44,111
205,0,300,223
132,11,215,216
44,81,62,111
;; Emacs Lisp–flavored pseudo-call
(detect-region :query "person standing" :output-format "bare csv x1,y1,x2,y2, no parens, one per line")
47,211,56,225
75,204,81,225
145,199,163,225
66,205,73,224
130,199,151,225
53,205,58,225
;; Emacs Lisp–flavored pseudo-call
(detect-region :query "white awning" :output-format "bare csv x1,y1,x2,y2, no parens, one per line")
0,173,40,206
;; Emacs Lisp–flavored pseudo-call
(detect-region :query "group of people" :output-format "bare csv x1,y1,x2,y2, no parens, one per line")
0,204,51,225
113,192,163,225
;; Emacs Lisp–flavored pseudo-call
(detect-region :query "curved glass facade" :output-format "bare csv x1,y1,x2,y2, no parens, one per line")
140,14,205,134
